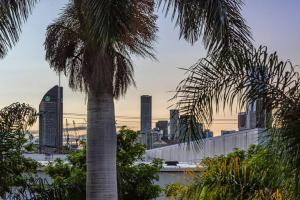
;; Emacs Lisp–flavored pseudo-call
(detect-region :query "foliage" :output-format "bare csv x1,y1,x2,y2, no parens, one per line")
165,145,294,200
0,103,38,197
44,127,163,200
5,177,79,200
0,0,38,58
117,127,163,200
45,149,86,200
87,0,252,60
175,45,300,178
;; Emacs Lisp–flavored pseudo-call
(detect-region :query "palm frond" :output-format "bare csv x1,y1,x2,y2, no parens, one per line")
177,45,300,193
175,46,300,144
45,2,85,92
158,0,252,58
0,0,38,58
113,51,136,98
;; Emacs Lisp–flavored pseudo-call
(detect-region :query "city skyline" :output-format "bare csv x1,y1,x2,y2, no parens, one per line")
1,0,300,135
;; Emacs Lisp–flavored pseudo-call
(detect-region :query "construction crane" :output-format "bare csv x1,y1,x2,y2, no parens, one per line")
73,120,80,147
65,119,70,148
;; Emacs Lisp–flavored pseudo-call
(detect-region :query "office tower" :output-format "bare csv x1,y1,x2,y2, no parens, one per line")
238,112,247,130
238,100,266,131
39,85,63,154
140,95,152,148
169,109,179,140
155,121,168,141
249,67,268,129
178,115,203,136
204,129,214,138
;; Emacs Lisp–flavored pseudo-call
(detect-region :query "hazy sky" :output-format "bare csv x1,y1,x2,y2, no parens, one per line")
1,0,300,135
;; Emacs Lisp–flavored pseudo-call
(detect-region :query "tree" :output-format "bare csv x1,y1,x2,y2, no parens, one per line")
0,103,38,198
117,127,162,200
0,0,38,58
44,1,157,199
174,46,300,195
44,127,162,200
165,145,292,200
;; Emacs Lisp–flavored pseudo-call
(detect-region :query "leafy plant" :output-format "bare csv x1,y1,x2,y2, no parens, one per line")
44,127,162,200
0,103,38,198
165,145,292,200
174,46,300,184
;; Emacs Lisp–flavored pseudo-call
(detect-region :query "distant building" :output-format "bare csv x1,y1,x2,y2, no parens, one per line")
238,99,266,131
238,112,247,130
169,109,179,140
246,67,268,129
178,115,204,139
39,85,63,154
145,128,264,163
140,95,152,148
156,121,168,141
204,129,214,138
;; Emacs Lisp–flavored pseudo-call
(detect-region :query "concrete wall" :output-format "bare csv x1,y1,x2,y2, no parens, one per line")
146,128,263,163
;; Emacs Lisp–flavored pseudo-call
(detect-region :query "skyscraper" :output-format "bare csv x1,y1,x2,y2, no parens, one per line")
237,67,268,130
169,109,179,140
39,85,63,154
156,121,168,141
140,95,152,148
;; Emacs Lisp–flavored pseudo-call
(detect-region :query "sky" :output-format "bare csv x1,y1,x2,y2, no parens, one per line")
0,0,300,135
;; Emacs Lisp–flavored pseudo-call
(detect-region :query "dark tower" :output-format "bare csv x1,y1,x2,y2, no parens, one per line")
140,95,152,148
156,121,168,141
169,109,179,140
39,85,63,154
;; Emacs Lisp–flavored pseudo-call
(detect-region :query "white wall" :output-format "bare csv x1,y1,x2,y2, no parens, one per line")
146,128,263,163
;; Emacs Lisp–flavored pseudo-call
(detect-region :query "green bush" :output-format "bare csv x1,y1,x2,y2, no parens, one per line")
45,127,162,200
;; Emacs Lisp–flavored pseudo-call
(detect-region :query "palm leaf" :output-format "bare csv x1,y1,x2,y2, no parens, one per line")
176,46,300,191
0,0,38,58
158,0,252,59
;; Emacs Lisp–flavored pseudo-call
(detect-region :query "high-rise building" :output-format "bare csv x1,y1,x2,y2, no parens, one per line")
248,67,268,129
155,121,168,141
238,112,247,130
39,85,63,154
204,129,214,138
169,109,179,140
140,95,152,148
238,100,266,131
178,115,204,139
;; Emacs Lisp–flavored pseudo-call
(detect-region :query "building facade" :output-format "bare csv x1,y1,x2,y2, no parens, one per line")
238,99,267,131
146,128,264,163
169,109,179,140
39,85,63,154
140,95,152,148
156,121,168,141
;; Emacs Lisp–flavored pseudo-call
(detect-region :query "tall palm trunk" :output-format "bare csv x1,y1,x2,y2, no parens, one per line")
86,91,118,200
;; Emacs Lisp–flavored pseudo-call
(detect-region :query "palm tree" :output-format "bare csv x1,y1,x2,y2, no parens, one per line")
175,46,300,195
0,0,38,58
44,1,157,199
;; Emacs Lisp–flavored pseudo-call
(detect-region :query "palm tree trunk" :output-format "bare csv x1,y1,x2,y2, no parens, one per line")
86,91,118,200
